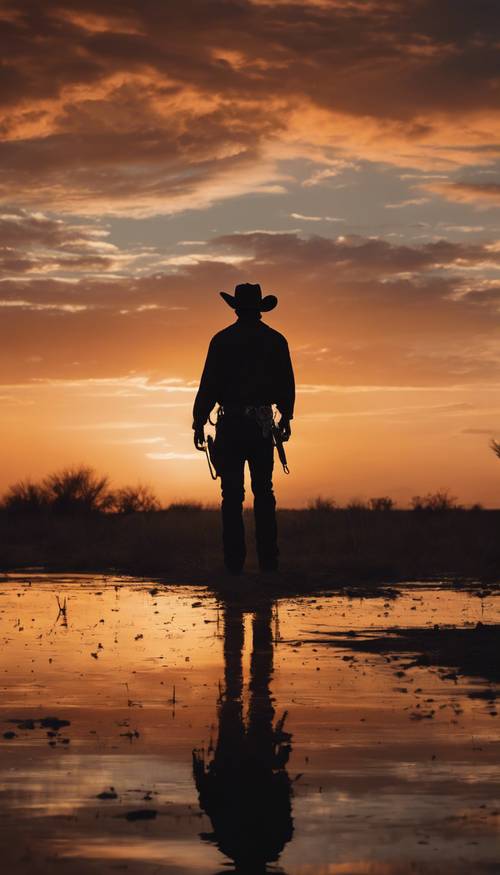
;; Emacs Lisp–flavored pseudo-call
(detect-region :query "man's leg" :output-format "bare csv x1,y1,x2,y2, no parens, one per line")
218,419,246,573
248,430,278,571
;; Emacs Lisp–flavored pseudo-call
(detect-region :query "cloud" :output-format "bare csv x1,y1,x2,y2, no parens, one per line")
385,198,430,209
210,230,500,280
296,383,500,395
0,210,252,287
66,420,160,430
145,451,199,461
439,225,487,233
4,229,500,317
301,400,478,421
2,227,500,393
461,427,498,435
2,1,500,216
302,163,356,187
290,212,345,222
0,376,199,395
0,209,117,277
0,299,88,312
422,181,500,207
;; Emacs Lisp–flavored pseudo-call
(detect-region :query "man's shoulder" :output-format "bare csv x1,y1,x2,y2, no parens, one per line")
260,321,289,346
209,323,237,346
209,320,288,346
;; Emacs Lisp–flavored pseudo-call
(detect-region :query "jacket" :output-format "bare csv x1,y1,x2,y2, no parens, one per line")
193,317,295,426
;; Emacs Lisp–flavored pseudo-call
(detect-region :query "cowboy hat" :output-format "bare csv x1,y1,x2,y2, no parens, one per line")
220,282,277,311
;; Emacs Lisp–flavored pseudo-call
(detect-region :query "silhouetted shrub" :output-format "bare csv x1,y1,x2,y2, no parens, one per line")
168,501,204,512
113,484,160,514
1,465,165,517
491,439,500,459
2,480,48,513
43,465,113,514
346,498,369,511
369,497,395,511
307,496,337,512
411,491,461,512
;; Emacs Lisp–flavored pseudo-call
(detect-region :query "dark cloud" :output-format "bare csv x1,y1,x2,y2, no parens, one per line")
0,210,115,275
211,230,500,278
3,226,500,297
1,1,500,214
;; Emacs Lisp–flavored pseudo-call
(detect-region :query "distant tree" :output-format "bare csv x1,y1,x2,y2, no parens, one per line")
43,465,113,514
113,484,160,513
411,490,461,512
307,496,337,512
2,479,48,513
491,439,500,459
368,496,395,511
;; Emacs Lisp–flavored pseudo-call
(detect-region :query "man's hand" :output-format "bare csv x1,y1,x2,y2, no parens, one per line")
193,423,205,450
277,416,291,442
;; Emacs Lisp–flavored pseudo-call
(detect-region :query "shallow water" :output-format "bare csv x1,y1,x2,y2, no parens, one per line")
0,575,499,874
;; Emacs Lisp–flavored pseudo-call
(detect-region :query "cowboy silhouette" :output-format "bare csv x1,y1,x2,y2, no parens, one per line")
193,597,293,873
193,283,295,574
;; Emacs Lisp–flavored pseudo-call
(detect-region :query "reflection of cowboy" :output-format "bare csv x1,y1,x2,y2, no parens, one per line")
193,284,295,574
193,598,293,874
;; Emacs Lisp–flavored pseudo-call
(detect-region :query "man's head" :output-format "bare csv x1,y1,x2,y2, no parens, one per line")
220,283,277,314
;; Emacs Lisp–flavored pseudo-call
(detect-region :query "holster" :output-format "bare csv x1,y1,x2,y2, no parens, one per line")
206,434,220,478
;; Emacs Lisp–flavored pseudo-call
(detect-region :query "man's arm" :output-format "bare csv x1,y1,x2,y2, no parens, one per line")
276,339,295,439
192,338,218,447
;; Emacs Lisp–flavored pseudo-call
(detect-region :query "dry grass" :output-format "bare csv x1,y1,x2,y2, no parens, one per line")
1,505,499,584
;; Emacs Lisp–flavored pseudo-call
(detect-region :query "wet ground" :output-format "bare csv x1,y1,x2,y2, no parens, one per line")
0,574,499,874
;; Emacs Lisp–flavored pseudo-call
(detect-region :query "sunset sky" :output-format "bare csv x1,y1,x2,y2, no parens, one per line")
2,0,500,506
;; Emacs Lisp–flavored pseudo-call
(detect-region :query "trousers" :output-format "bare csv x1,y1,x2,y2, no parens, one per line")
214,413,278,571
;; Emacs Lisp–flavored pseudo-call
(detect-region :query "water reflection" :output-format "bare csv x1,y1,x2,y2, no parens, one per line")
193,597,293,873
0,578,498,874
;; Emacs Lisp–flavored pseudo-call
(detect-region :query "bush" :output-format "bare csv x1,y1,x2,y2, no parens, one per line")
369,497,395,511
411,491,461,512
2,480,48,513
307,496,337,512
346,498,369,511
43,465,113,514
168,501,204,512
113,484,160,514
1,464,166,517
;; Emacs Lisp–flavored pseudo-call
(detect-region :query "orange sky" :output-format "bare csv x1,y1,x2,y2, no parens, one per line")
1,0,500,506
